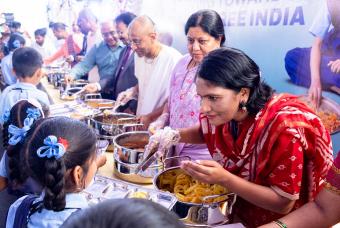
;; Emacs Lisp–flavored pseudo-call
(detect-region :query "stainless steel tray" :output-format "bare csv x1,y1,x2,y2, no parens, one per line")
82,174,177,210
50,102,100,119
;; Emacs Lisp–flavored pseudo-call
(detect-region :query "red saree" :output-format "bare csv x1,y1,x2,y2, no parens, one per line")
199,93,333,227
324,152,340,195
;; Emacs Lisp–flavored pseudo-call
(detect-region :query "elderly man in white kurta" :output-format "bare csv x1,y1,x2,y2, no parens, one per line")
116,15,182,127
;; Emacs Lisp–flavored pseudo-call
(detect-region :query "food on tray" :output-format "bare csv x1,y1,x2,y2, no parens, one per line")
61,94,76,101
82,175,176,209
101,113,138,125
69,107,95,120
70,113,85,120
117,117,138,125
103,109,113,115
298,96,340,134
159,169,229,203
129,191,149,199
317,111,340,133
86,100,114,109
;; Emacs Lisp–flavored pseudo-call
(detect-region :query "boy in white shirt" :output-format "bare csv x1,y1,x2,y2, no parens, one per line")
0,47,50,124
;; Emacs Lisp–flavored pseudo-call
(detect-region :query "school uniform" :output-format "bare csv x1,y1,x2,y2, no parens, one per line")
6,192,88,228
0,152,8,178
0,151,41,196
285,0,340,89
1,52,17,86
0,82,50,124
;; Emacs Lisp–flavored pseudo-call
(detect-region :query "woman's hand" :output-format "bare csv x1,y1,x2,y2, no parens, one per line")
180,160,229,185
182,160,296,214
143,127,180,159
148,113,169,134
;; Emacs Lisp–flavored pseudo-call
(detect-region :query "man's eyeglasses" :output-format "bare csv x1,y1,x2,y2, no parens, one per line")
102,31,117,38
130,39,142,46
130,33,155,46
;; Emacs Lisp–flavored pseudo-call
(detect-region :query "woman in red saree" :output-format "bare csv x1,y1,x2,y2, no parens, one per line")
146,48,334,227
195,93,333,227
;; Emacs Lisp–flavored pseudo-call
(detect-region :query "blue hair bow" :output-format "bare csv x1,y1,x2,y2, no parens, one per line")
12,40,21,49
6,108,41,145
8,117,32,145
36,136,65,159
2,110,10,123
26,108,41,120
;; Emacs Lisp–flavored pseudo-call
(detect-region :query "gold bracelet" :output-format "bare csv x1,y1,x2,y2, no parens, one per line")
274,220,287,228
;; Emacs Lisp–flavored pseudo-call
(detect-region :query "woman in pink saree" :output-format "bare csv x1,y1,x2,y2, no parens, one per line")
149,10,225,161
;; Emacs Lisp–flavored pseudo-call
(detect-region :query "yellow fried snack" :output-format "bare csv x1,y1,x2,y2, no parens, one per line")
298,97,340,133
159,169,181,192
159,169,229,203
317,111,340,133
129,191,149,199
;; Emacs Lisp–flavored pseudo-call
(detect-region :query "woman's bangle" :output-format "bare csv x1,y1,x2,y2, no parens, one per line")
274,220,287,228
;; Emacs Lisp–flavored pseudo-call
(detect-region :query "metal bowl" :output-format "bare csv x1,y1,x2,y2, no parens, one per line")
96,134,116,153
154,167,237,227
53,73,66,88
96,139,109,156
73,79,88,87
113,131,163,184
47,72,65,86
90,112,141,136
113,131,149,164
60,87,83,101
65,87,83,96
60,79,88,92
45,66,62,83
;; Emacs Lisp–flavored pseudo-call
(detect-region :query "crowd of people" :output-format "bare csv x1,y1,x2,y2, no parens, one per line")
0,1,339,227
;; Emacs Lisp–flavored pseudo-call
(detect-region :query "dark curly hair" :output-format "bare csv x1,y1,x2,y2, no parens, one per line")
197,47,274,115
23,117,97,211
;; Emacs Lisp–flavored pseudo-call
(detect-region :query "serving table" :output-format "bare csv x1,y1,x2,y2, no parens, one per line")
42,76,244,228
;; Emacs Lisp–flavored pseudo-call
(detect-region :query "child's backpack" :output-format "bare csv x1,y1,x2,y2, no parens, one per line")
13,195,41,228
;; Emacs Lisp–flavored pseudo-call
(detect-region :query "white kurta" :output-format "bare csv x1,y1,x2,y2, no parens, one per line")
31,41,56,59
135,44,182,115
